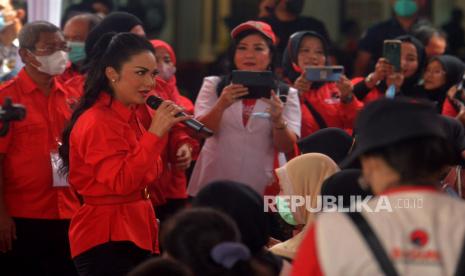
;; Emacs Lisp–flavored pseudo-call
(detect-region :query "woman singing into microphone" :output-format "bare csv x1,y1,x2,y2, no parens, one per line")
59,32,187,276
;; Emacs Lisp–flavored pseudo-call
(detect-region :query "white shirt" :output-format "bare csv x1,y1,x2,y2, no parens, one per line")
188,76,301,195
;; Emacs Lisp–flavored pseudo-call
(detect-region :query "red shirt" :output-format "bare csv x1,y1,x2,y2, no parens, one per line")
0,68,81,219
56,63,81,84
145,79,199,201
68,93,162,257
300,83,363,138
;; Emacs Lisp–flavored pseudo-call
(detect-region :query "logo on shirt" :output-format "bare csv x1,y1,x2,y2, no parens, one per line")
410,229,429,247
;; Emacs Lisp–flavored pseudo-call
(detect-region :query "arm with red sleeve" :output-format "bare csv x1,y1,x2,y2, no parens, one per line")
338,95,363,135
75,120,164,195
168,122,200,162
292,224,324,276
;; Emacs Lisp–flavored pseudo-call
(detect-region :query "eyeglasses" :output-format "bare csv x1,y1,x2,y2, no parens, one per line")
33,45,71,55
424,69,446,76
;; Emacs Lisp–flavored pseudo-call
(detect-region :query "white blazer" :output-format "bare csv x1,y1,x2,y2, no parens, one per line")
188,76,301,196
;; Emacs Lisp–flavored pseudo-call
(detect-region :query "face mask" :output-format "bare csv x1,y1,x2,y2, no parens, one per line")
394,0,418,17
276,196,297,226
67,41,86,64
33,50,68,76
158,62,176,81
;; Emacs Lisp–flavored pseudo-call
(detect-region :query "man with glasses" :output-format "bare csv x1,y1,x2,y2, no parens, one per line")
0,21,80,275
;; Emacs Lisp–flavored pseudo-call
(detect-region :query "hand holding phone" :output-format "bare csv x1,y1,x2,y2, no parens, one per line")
383,40,402,72
305,66,344,82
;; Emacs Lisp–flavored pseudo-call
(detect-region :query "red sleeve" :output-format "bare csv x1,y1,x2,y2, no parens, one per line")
292,224,324,276
338,96,363,132
168,123,200,161
77,121,163,194
442,98,459,117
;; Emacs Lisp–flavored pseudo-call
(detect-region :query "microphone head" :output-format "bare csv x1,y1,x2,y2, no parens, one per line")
146,95,163,110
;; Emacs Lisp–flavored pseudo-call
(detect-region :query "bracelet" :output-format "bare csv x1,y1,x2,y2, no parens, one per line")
273,120,287,130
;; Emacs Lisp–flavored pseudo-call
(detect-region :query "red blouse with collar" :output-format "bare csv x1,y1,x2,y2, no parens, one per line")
68,93,162,257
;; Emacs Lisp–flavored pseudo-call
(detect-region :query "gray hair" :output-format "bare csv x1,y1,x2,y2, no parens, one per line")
18,21,60,50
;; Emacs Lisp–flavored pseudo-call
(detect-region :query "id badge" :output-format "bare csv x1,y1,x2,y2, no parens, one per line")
50,152,69,187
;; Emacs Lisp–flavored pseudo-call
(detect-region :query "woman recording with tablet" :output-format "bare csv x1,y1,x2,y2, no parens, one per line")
188,21,301,196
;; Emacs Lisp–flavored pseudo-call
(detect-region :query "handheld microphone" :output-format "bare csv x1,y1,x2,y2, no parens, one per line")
146,95,213,138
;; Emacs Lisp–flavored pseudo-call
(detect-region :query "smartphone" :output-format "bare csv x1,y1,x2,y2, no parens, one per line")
231,70,276,99
305,66,344,82
383,40,402,72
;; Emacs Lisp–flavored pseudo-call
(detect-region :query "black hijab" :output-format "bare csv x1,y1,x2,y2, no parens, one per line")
282,30,329,84
297,127,353,165
320,169,372,208
425,55,465,112
193,181,270,255
396,35,426,97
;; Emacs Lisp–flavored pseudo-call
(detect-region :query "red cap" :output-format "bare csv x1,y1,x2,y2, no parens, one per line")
231,20,276,44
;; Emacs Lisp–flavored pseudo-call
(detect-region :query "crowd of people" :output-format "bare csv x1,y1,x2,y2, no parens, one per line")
1,0,465,275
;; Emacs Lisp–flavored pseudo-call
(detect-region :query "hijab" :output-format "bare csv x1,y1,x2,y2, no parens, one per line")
282,30,329,84
425,55,465,111
396,35,426,97
271,153,339,259
193,181,270,255
297,127,353,164
320,169,372,208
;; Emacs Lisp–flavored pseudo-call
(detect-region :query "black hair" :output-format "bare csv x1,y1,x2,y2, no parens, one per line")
216,29,278,96
363,136,454,184
161,208,257,276
284,0,304,15
128,257,192,276
59,32,155,173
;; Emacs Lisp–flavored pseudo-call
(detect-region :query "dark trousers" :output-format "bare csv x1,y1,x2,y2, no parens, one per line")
0,218,77,276
73,241,151,276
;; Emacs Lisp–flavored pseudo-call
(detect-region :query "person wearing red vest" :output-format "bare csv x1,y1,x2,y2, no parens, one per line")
59,33,188,276
0,21,80,275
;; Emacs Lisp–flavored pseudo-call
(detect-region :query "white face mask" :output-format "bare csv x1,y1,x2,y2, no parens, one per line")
33,50,68,76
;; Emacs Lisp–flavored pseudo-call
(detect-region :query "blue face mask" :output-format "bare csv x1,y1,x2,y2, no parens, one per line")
276,196,297,226
67,41,86,64
394,0,418,17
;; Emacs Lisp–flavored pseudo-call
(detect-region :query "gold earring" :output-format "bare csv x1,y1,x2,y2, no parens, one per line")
111,79,116,83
